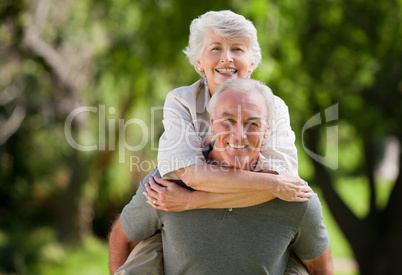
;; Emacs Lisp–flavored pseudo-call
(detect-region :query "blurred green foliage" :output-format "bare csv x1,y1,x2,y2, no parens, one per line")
0,0,401,273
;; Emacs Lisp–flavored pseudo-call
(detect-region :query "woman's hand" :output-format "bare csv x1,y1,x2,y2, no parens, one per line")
272,174,313,202
143,176,194,212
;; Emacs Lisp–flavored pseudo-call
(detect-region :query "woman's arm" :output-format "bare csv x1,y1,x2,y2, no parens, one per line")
157,82,208,179
143,175,312,212
176,163,311,202
259,96,298,175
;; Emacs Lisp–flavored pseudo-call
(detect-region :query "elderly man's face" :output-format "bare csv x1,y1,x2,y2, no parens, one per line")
210,89,269,170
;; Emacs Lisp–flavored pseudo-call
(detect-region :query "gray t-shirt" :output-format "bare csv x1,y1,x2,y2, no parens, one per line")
120,168,329,275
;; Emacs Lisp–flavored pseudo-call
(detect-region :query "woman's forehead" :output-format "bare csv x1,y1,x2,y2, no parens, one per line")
205,30,249,46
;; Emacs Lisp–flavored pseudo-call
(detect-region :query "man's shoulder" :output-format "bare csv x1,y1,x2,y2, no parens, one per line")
140,168,195,191
289,193,326,229
283,193,322,213
140,168,161,187
264,193,316,219
305,193,324,213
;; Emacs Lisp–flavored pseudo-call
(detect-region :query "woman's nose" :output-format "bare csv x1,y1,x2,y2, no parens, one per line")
220,49,234,63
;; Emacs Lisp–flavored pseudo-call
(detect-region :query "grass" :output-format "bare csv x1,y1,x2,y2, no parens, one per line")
0,229,108,275
40,236,109,275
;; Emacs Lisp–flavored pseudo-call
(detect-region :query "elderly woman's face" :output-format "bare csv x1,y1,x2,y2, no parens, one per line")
196,31,254,95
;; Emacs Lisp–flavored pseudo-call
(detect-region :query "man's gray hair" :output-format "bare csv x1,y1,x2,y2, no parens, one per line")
183,10,262,77
208,78,276,129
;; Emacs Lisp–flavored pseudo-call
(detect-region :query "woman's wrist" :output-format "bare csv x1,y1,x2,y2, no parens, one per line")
185,191,206,210
263,173,280,192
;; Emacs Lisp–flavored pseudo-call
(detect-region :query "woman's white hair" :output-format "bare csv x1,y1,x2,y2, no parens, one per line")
183,10,262,77
209,78,276,130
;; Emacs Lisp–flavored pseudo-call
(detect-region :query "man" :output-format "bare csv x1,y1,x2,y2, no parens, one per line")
109,78,333,274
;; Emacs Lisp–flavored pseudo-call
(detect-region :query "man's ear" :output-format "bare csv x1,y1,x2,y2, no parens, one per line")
263,127,270,139
210,117,215,132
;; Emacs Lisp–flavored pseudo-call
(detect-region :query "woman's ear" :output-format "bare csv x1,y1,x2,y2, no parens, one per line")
247,62,255,74
196,60,203,71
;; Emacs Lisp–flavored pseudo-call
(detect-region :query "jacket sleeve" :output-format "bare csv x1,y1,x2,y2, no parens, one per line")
157,88,206,178
260,96,299,176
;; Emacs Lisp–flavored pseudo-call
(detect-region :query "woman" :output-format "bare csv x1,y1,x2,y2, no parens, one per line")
151,10,311,209
112,10,311,275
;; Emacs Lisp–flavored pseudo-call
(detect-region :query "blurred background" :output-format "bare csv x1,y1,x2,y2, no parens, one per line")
0,0,401,274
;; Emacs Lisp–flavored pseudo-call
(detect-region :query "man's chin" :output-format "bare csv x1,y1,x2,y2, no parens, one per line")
225,155,258,171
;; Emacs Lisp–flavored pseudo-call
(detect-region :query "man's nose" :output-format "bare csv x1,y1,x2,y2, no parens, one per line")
232,122,246,140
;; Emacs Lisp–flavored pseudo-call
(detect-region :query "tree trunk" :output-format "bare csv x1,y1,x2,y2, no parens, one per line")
57,150,82,244
307,128,402,274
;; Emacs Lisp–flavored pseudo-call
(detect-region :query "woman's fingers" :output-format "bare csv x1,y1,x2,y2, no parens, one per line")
145,177,169,199
145,182,159,198
149,177,167,191
274,174,316,202
301,186,313,194
143,177,173,210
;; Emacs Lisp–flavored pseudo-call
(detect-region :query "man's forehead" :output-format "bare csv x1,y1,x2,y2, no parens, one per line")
215,90,268,119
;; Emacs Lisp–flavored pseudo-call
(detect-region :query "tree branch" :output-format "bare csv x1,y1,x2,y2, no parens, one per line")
0,105,26,145
23,24,76,92
0,84,22,106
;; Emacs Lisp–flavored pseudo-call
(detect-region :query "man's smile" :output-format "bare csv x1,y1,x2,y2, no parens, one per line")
228,143,248,149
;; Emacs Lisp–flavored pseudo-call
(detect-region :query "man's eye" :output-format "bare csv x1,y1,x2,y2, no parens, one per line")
245,122,260,129
224,118,235,123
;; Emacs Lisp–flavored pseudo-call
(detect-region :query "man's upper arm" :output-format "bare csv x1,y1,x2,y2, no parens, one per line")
109,218,139,274
301,246,333,275
293,196,333,274
120,170,162,242
292,194,330,260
